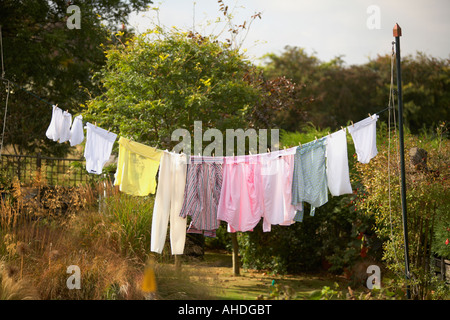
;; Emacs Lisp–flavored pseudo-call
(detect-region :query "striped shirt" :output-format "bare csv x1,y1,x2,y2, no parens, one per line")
179,156,223,236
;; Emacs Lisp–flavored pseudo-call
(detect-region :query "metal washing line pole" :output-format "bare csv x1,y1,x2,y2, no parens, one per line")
393,23,411,299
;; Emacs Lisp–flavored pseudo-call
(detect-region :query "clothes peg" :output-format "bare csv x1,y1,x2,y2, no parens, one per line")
267,148,271,153
368,113,372,118
351,121,354,127
315,136,318,142
341,126,344,131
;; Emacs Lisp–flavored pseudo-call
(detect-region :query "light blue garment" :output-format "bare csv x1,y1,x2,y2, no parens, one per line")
291,137,328,222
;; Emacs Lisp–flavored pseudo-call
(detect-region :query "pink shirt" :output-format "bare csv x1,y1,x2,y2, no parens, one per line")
217,154,264,232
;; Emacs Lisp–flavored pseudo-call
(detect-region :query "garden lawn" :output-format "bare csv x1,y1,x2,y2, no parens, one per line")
183,251,349,300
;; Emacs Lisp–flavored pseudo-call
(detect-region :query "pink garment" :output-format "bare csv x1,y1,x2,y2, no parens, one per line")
217,154,264,232
260,147,302,232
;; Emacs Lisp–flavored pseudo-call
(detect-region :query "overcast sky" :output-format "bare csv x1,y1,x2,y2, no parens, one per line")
128,0,450,66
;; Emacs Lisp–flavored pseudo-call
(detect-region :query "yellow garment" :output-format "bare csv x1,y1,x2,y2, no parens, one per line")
141,256,157,293
141,264,157,293
114,137,163,196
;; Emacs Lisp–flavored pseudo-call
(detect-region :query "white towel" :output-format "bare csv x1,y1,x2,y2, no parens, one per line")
326,128,353,196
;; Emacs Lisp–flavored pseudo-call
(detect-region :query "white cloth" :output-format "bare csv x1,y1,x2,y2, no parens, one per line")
59,110,72,143
326,129,353,196
151,151,188,255
260,147,301,232
84,122,117,174
45,105,63,142
348,115,379,164
69,115,84,146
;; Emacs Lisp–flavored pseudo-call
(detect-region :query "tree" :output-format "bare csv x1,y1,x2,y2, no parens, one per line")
262,47,449,134
399,53,450,134
262,46,386,131
0,0,153,156
82,28,264,150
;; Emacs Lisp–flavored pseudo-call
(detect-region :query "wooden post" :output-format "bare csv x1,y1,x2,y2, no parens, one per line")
231,233,240,276
174,254,182,273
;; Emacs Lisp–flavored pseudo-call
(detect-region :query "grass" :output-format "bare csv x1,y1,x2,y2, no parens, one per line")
181,251,351,300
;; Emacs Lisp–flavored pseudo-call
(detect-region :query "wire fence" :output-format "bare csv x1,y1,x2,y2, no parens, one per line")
0,153,91,187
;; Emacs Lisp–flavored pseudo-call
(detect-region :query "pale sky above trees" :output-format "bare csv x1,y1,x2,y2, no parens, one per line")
128,0,450,66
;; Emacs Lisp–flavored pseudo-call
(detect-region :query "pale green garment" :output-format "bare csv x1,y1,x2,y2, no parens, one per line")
291,137,328,222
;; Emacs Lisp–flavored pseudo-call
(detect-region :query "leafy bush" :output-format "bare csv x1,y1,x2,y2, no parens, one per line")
355,122,449,299
432,215,450,259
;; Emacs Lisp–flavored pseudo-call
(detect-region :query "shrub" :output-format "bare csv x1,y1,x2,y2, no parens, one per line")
355,122,449,299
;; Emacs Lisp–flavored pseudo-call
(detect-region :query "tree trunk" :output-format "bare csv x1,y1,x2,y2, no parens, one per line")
231,233,240,276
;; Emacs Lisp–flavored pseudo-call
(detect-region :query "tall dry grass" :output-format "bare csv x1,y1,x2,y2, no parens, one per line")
0,261,39,300
0,172,214,300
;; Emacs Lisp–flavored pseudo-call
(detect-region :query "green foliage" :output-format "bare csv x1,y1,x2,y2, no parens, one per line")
237,215,324,274
102,192,155,262
432,215,450,259
355,122,450,299
83,28,263,149
309,282,404,300
309,283,342,300
237,195,379,276
257,283,298,300
205,223,232,251
263,47,449,134
0,0,153,156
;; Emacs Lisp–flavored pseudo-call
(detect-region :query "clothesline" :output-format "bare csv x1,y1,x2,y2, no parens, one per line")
0,27,403,259
2,77,388,257
43,103,383,256
1,77,59,111
44,100,385,163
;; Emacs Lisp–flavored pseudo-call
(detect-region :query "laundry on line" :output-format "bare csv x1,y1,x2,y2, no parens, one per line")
44,105,380,255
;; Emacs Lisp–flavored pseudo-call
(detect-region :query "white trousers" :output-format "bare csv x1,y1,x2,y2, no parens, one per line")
151,151,188,255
